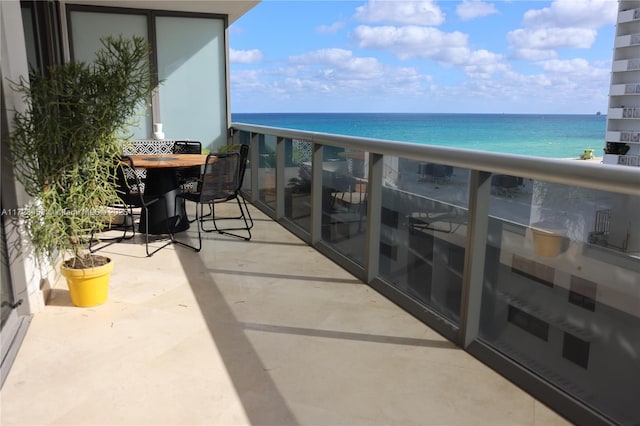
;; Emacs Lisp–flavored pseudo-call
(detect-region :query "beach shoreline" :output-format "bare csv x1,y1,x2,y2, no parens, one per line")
566,156,603,162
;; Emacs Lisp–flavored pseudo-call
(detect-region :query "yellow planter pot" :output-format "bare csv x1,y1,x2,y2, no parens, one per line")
61,258,114,307
531,228,566,257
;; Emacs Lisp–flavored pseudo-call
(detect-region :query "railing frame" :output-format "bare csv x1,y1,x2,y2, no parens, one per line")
233,123,640,196
231,122,636,426
459,170,491,348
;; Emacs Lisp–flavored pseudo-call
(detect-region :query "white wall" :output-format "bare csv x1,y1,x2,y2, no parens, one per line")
1,0,48,316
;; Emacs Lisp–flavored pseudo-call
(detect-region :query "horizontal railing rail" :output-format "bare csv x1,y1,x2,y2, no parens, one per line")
231,122,640,196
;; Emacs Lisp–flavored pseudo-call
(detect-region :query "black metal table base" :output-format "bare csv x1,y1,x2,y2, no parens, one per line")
138,168,191,235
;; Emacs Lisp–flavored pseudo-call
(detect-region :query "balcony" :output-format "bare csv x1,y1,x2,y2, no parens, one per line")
231,123,639,425
2,124,639,425
0,202,567,425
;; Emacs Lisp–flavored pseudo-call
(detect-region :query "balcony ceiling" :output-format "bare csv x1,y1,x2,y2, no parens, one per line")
61,0,260,24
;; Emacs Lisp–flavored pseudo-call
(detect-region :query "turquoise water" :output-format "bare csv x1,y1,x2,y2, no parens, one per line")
231,113,607,159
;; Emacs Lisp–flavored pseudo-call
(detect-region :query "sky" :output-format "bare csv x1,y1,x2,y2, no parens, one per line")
228,0,619,114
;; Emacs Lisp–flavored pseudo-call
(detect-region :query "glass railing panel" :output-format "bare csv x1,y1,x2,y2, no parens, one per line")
480,180,640,425
487,174,532,224
379,157,470,324
284,139,312,231
258,134,276,210
321,148,368,265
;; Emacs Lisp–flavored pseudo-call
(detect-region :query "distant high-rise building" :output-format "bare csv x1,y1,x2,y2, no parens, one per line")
605,0,640,168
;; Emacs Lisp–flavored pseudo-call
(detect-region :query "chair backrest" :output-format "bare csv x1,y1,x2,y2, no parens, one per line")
172,141,202,181
124,139,174,155
116,156,145,206
199,153,241,203
172,140,202,154
121,140,175,182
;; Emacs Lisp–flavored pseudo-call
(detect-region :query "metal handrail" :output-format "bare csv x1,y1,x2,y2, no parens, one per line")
231,122,640,196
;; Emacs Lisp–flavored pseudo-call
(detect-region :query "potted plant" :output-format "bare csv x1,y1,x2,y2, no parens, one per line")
8,35,157,306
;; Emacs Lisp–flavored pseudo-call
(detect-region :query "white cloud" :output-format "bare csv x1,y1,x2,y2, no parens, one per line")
509,48,556,61
231,57,610,113
536,58,610,79
508,27,597,59
354,0,445,26
352,25,507,78
463,49,510,79
231,0,614,113
508,0,616,59
317,21,345,34
229,48,264,64
230,69,265,90
352,25,468,61
523,0,617,29
538,58,591,73
438,62,610,113
290,48,385,80
456,1,498,21
232,48,432,102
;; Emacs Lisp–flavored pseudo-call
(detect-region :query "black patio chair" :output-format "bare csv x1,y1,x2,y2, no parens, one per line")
206,143,253,239
172,140,202,192
491,174,523,198
90,156,173,257
88,161,137,253
175,150,252,251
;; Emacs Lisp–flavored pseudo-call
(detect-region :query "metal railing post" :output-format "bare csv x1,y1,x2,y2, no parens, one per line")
276,137,286,219
249,132,260,204
310,143,323,244
458,170,492,348
365,153,383,283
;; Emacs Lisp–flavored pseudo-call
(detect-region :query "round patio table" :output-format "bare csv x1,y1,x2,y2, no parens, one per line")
128,154,209,234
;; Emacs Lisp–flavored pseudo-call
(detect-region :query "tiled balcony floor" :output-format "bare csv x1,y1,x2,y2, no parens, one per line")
1,203,569,425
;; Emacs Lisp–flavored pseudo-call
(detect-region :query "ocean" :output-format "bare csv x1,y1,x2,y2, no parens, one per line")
231,113,607,159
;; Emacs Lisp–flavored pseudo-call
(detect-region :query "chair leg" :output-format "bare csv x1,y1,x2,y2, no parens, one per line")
171,197,201,252
239,195,254,233
88,207,136,253
201,202,220,233
187,203,211,223
238,197,253,240
142,199,173,257
200,196,252,241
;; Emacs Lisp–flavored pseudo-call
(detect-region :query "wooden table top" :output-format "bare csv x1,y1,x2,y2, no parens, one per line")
127,154,209,168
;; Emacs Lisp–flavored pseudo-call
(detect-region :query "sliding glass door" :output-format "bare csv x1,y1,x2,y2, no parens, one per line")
155,16,227,149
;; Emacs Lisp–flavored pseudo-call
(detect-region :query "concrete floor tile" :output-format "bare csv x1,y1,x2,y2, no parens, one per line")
1,204,570,426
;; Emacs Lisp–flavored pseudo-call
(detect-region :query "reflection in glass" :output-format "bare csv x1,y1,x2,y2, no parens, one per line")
379,157,469,324
321,149,368,265
284,139,313,231
258,135,277,209
480,179,640,424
